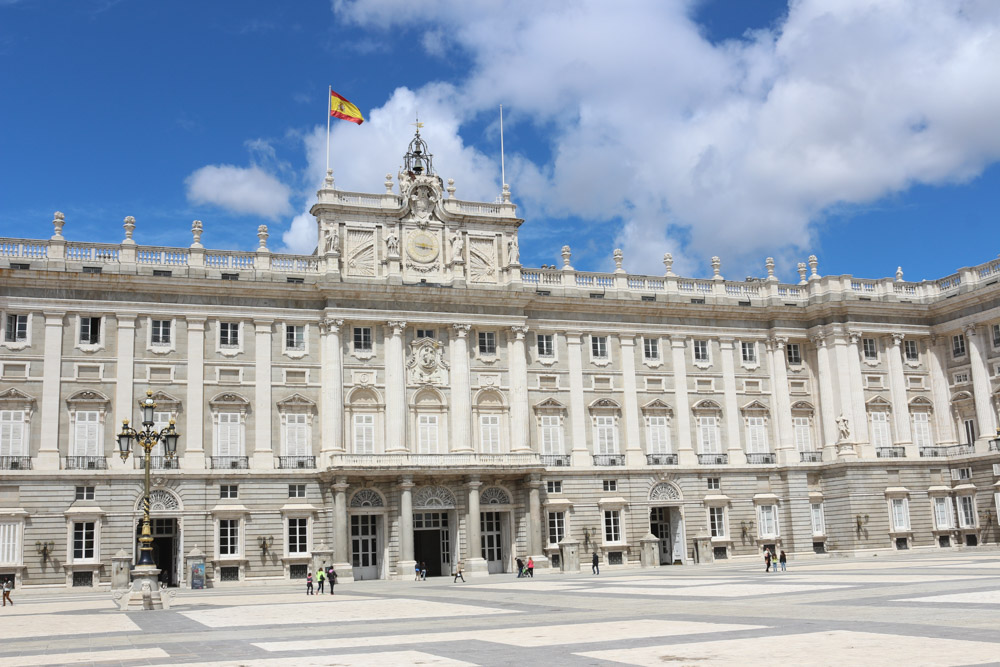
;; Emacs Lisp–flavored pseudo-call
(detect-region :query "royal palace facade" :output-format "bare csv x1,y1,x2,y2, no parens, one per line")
1,133,1000,589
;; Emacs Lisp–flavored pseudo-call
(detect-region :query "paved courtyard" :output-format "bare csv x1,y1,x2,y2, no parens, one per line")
3,551,1000,666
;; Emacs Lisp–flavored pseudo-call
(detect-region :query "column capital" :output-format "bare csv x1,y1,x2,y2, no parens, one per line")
399,475,415,489
320,318,344,334
465,475,482,489
254,318,274,331
619,333,637,345
565,331,583,345
527,473,543,487
848,330,863,344
809,332,827,347
116,314,138,327
717,336,735,348
669,334,687,346
333,476,349,492
43,311,66,325
451,323,472,338
889,332,905,345
963,323,978,337
510,325,530,339
767,336,788,350
387,320,408,335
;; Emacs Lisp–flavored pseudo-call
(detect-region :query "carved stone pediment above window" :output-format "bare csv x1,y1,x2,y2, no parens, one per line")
208,392,250,414
414,485,457,509
149,391,181,413
65,389,110,410
350,488,385,508
589,398,621,414
480,486,511,506
865,395,893,412
533,398,567,414
649,482,682,502
407,339,450,386
641,399,673,416
136,489,181,512
0,387,35,414
276,393,317,414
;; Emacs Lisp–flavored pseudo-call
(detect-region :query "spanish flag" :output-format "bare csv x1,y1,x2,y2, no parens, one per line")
330,90,364,125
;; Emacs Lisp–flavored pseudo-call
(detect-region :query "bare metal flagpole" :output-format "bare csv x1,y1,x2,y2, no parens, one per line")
326,86,332,176
500,104,506,190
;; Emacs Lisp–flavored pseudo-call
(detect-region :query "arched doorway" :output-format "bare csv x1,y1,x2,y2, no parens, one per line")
648,482,685,565
349,488,386,581
133,489,183,587
412,485,457,577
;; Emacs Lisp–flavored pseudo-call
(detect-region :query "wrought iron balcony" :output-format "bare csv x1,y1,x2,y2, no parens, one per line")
278,456,316,469
210,456,249,469
593,454,625,466
698,453,729,465
920,445,974,457
328,453,542,469
799,451,822,463
876,447,906,458
0,456,31,470
746,453,776,465
541,455,571,467
646,453,678,465
133,456,178,470
64,456,107,470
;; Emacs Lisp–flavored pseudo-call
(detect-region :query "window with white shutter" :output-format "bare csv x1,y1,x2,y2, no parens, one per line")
746,417,768,453
418,415,438,454
73,411,100,456
353,414,374,454
793,417,812,452
911,412,932,448
870,412,891,447
151,411,171,457
540,415,563,455
593,416,618,454
891,498,910,530
480,415,501,453
216,412,242,456
698,416,720,453
0,521,19,564
810,503,825,535
0,410,25,456
647,416,670,454
284,413,308,456
933,497,953,529
758,505,778,537
958,495,976,528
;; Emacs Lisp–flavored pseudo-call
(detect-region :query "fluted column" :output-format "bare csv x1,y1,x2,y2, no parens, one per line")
36,311,65,469
182,317,206,469
399,476,415,571
928,336,958,445
111,315,136,470
527,474,546,565
847,331,869,452
385,321,407,452
718,337,743,460
768,337,795,460
810,332,839,455
450,324,472,452
965,324,998,447
619,334,645,466
886,333,913,454
566,332,590,466
320,319,345,460
465,476,487,573
670,335,694,464
508,326,530,452
252,319,274,469
332,476,354,580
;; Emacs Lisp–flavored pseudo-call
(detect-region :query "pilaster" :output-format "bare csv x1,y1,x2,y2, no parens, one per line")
449,324,472,452
670,335,695,465
385,321,407,453
251,319,274,469
810,332,839,459
320,319,345,462
566,332,590,467
331,476,354,581
718,337,743,461
928,336,958,445
846,331,870,455
111,315,137,470
768,336,796,463
36,311,65,469
526,474,548,567
508,326,531,452
465,476,487,573
182,317,206,469
398,475,416,574
965,324,998,447
619,334,645,466
886,332,914,456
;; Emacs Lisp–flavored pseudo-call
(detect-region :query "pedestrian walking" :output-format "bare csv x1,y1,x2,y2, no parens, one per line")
526,557,534,578
453,560,465,583
779,550,787,572
764,548,771,573
316,567,326,593
2,578,12,606
419,562,427,580
328,566,338,594
592,552,600,575
516,557,524,577
306,571,314,595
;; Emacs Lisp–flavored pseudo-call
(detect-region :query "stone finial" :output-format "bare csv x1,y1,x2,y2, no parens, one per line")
663,252,674,276
385,173,394,194
895,266,904,282
52,211,65,240
324,168,334,189
257,225,269,250
502,183,511,203
808,254,819,280
711,256,723,281
446,178,456,199
191,220,204,248
765,257,776,282
561,245,573,270
797,262,808,285
613,248,624,273
122,216,136,245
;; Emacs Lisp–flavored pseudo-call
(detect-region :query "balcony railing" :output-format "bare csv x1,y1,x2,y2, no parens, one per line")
876,447,906,458
698,453,729,465
65,456,107,470
133,456,178,470
593,454,625,466
0,456,31,470
210,456,249,469
746,453,776,465
541,455,571,467
328,453,542,468
920,445,975,457
799,451,822,463
646,453,678,465
278,456,316,469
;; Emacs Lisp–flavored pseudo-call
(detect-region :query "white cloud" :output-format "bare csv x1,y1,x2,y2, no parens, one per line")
185,165,293,220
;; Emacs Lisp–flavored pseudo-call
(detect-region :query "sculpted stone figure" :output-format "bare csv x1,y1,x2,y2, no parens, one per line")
508,236,520,264
386,229,399,256
325,227,340,254
836,414,850,440
451,233,464,260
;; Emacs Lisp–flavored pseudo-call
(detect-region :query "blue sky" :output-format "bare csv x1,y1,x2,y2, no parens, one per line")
1,0,998,282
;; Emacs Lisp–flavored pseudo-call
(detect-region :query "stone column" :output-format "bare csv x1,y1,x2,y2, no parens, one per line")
886,332,914,455
465,476,487,573
36,311,65,470
450,324,472,452
111,315,136,470
182,317,206,469
772,338,795,461
385,321,407,453
670,335,694,465
965,324,998,447
320,319,345,462
332,476,353,581
251,319,274,469
928,336,958,445
508,326,531,452
718,337,743,461
398,476,416,574
846,332,869,452
619,334,645,466
810,332,839,456
527,474,548,567
566,331,591,467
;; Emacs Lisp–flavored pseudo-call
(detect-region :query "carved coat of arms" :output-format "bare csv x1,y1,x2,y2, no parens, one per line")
407,339,449,385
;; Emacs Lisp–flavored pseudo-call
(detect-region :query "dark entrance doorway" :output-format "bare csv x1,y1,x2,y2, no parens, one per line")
135,517,178,586
413,512,450,577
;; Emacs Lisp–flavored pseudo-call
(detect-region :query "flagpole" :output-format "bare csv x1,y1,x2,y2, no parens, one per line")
326,85,332,177
500,104,506,189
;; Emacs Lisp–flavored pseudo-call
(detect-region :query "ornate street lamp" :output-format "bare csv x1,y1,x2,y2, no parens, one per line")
117,390,180,568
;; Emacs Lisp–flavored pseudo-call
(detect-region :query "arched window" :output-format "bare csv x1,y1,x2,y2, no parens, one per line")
346,387,384,455
474,389,509,454
410,388,448,454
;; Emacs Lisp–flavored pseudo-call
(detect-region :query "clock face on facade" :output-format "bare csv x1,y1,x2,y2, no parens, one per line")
406,231,439,262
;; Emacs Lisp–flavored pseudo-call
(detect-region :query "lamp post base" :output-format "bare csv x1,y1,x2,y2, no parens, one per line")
115,566,172,611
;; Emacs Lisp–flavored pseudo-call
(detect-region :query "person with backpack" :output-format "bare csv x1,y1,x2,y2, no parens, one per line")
306,571,314,595
327,566,338,595
316,567,326,593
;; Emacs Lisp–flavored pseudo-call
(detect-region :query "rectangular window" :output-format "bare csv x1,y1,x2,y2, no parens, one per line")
540,415,563,455
478,331,496,355
741,341,757,364
933,496,953,529
964,419,976,446
536,333,554,358
709,506,725,537
758,505,777,537
952,467,972,481
285,324,305,351
546,480,562,494
870,412,891,448
480,415,501,453
793,416,812,452
693,339,709,362
151,319,171,345
219,322,239,347
993,323,1000,348
216,412,242,456
912,412,932,448
952,334,966,358
284,413,308,456
643,337,659,361
75,486,95,501
288,518,308,554
547,511,565,546
219,519,239,556
890,498,910,531
73,522,95,560
602,480,617,492
220,484,238,499
904,339,919,361
746,416,768,453
353,414,375,454
786,343,802,365
80,316,100,344
954,372,970,384
0,521,19,564
288,484,306,499
593,416,618,454
603,510,621,542
810,503,825,535
707,477,720,490
418,414,439,454
958,496,976,528
353,326,372,352
863,338,878,361
591,335,608,359
698,416,720,453
0,410,25,456
415,329,435,339
5,314,27,342
646,416,671,454
73,411,100,456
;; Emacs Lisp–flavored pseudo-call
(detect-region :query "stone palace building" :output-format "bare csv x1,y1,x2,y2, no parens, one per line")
1,131,999,588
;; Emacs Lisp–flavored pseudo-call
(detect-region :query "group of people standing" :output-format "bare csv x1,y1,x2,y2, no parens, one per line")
305,565,338,595
763,548,787,572
515,557,535,578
